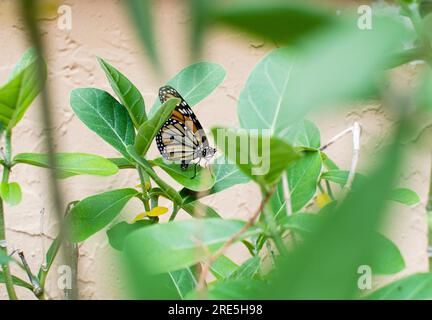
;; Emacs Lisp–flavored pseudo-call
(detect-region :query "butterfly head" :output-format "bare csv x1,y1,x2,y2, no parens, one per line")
201,146,217,160
159,85,181,103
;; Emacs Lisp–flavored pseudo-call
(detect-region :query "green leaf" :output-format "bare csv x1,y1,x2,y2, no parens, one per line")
0,48,47,129
0,272,33,291
182,200,221,218
287,151,322,213
210,255,239,280
186,280,264,300
257,123,407,299
107,220,154,251
389,188,420,205
283,120,321,148
238,18,405,132
369,233,405,275
107,157,135,169
151,157,215,192
229,256,261,280
14,153,119,178
168,268,197,299
194,1,334,49
70,88,135,159
37,237,60,280
123,218,261,273
98,57,147,127
125,0,161,71
280,212,323,236
134,98,180,156
320,170,367,187
67,188,139,242
149,62,226,117
0,251,11,264
0,182,22,206
211,127,299,186
367,273,432,300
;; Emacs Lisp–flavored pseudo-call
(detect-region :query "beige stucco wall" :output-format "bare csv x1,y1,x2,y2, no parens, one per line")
0,0,430,299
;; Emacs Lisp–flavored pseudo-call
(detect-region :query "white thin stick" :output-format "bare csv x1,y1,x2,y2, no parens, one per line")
281,174,292,216
320,126,354,151
344,122,361,191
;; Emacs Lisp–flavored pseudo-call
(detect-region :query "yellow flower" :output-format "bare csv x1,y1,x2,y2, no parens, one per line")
316,193,332,209
132,207,169,222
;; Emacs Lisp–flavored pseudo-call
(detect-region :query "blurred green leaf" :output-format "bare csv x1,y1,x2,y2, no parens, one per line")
70,88,135,159
287,150,322,213
415,68,432,112
98,57,147,127
256,123,406,299
125,0,161,72
211,127,299,187
0,182,22,206
67,188,139,242
151,157,215,192
14,153,119,178
186,280,264,300
107,220,155,251
280,212,323,236
389,188,420,205
0,48,46,130
192,0,334,53
124,218,261,273
229,256,261,280
367,273,432,299
134,98,180,156
369,233,405,275
210,255,239,280
149,62,226,117
238,18,405,132
321,170,367,187
0,251,11,265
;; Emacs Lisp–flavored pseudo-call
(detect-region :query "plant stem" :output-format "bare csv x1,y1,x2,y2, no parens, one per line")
137,166,151,212
0,131,17,300
169,203,180,221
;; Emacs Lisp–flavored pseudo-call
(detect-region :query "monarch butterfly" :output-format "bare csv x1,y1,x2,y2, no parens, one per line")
155,86,216,178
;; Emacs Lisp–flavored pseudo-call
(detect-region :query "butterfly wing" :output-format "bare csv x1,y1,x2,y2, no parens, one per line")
159,86,209,148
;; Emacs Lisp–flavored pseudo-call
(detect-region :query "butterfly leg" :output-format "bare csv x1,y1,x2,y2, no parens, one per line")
181,160,189,171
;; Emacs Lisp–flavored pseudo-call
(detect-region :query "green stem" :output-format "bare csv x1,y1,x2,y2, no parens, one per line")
325,180,335,200
169,203,180,221
137,166,151,212
0,131,17,300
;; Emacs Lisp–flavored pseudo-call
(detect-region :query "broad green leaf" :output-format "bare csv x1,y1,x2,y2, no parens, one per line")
280,212,323,236
70,88,135,159
369,233,405,275
108,157,135,169
229,256,261,280
151,157,215,192
149,62,226,116
389,188,420,205
287,150,322,213
210,255,239,280
14,153,119,178
124,218,261,273
107,220,155,251
98,57,147,127
238,18,405,133
125,0,161,71
283,120,321,149
367,273,432,300
67,188,139,242
0,48,47,129
266,180,288,224
134,98,180,156
211,127,299,186
193,0,333,50
0,182,22,206
168,268,197,300
0,272,33,291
